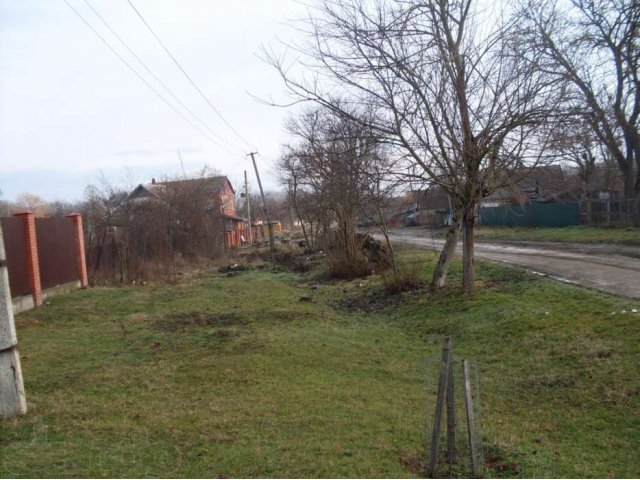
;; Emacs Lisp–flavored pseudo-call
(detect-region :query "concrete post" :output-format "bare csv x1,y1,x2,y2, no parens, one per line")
13,212,42,306
66,213,88,288
0,227,27,417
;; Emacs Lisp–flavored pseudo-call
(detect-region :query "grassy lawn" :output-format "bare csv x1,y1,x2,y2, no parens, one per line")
1,250,638,478
475,225,640,245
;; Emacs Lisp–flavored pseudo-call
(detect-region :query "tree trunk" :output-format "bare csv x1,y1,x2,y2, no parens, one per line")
634,144,640,226
430,211,461,290
462,203,476,294
291,191,311,249
380,221,399,281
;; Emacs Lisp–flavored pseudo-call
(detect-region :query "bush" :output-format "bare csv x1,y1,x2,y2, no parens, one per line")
381,260,422,293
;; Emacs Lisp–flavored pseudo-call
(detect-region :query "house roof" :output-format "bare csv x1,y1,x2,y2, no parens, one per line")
483,165,570,204
514,165,567,196
416,186,451,211
222,214,246,222
129,176,234,200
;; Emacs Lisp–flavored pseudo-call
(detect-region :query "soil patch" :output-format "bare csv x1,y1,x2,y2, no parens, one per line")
483,443,523,477
335,286,422,313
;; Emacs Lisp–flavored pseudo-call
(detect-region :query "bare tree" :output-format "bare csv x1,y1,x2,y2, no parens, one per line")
279,150,326,250
13,192,49,217
548,116,604,221
519,0,639,219
357,154,405,284
279,106,386,277
84,176,131,281
264,0,564,293
47,199,83,217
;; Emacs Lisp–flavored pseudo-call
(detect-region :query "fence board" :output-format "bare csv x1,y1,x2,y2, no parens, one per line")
0,217,30,297
479,202,580,227
36,217,78,289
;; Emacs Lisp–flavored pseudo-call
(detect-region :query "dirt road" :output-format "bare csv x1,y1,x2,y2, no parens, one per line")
383,228,640,299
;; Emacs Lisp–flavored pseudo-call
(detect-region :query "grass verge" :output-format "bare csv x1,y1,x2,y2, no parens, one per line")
1,249,638,478
475,225,640,245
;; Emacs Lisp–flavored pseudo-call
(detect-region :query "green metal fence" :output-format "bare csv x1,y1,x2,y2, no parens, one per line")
479,202,580,228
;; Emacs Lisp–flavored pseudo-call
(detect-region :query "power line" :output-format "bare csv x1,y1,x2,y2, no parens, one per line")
63,0,241,156
82,0,244,155
126,0,254,150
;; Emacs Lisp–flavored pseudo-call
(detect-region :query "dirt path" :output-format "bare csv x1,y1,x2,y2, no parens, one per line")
383,228,640,299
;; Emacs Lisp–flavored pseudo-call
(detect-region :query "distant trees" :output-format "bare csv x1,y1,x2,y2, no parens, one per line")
518,0,639,213
13,193,49,217
47,199,82,217
266,0,565,292
0,190,82,218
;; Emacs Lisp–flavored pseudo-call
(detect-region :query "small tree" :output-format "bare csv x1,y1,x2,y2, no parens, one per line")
279,151,325,250
279,106,387,277
357,153,407,284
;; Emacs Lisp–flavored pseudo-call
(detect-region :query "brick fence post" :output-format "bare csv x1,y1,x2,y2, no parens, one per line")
13,212,42,307
66,213,88,288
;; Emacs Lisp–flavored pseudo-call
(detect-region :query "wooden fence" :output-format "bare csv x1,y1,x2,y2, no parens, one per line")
586,197,640,226
224,228,258,249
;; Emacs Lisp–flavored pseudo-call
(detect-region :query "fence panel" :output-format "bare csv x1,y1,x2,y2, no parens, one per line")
588,198,640,226
35,217,78,289
479,202,580,228
0,217,30,297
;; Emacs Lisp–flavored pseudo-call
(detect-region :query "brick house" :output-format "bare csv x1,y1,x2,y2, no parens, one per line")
482,166,571,206
129,176,253,248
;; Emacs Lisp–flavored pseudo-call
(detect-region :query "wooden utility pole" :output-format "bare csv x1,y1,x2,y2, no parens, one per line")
244,170,253,246
428,339,481,477
428,337,452,477
248,152,275,253
0,228,27,418
446,358,456,465
463,359,480,477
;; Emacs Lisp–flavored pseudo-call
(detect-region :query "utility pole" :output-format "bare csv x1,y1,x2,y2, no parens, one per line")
0,227,27,418
244,170,253,246
178,149,186,178
248,152,275,253
288,179,295,230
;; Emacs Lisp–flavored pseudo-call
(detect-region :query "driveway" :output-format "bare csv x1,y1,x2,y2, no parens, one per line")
382,228,640,299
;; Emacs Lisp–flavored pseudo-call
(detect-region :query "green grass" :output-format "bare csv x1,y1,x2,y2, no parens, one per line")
476,225,640,245
1,251,638,478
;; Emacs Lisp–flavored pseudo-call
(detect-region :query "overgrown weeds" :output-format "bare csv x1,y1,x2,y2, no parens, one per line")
381,260,424,294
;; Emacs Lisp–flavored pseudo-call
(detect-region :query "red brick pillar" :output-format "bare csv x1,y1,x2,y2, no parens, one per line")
66,213,88,288
13,212,42,307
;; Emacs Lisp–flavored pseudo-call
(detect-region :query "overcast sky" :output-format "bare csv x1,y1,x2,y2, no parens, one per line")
0,0,307,203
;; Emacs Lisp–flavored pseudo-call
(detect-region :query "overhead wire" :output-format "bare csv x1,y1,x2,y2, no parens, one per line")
126,0,254,150
62,0,242,156
82,0,244,155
